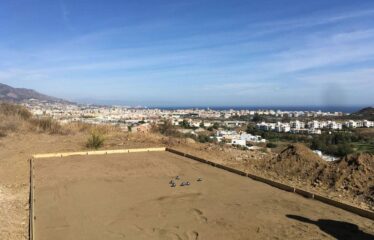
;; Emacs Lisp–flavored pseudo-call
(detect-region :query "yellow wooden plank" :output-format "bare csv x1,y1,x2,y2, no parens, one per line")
32,147,166,159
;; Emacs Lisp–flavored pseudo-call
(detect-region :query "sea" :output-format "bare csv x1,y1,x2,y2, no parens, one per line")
153,106,365,113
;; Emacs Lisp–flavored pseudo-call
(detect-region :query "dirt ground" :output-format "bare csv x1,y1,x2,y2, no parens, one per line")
0,132,161,240
33,151,374,240
0,132,91,240
172,141,374,210
1,131,374,240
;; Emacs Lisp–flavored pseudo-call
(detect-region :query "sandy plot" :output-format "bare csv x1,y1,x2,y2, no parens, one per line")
33,152,374,240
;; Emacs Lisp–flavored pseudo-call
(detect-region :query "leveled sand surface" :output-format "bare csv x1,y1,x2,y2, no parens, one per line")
34,152,374,240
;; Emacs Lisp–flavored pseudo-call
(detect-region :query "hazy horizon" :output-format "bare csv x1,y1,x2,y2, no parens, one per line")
70,97,368,113
1,0,374,106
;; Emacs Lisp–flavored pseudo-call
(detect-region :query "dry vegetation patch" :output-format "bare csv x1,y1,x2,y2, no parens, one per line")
0,103,66,135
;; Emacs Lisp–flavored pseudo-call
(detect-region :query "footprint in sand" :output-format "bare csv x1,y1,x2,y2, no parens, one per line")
153,228,199,240
186,231,199,240
190,208,208,223
153,228,183,240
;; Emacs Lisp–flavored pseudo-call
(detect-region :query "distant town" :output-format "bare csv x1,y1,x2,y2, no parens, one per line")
22,99,374,151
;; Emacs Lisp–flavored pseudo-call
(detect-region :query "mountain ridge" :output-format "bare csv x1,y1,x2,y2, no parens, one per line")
0,83,68,103
351,107,374,120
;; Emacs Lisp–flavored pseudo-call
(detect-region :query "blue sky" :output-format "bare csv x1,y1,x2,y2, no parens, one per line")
0,0,374,107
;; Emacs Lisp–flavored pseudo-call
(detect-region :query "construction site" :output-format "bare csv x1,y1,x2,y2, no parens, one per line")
30,148,374,240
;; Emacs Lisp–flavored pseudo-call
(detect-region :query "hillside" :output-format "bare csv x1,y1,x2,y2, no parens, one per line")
351,107,374,120
0,103,374,239
0,83,66,103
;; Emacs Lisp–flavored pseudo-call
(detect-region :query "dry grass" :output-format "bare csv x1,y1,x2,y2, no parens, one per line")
65,122,120,134
0,103,66,136
354,128,374,138
0,102,32,120
0,103,125,149
30,118,67,134
0,104,30,137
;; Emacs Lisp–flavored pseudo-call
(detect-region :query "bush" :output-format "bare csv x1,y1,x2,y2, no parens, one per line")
310,132,357,157
252,114,264,123
180,120,190,128
234,145,248,151
0,130,6,138
154,120,180,137
32,118,65,134
197,134,212,143
266,142,278,148
336,143,354,157
86,132,105,149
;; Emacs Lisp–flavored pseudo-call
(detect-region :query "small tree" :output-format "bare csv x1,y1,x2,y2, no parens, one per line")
158,120,178,136
180,120,190,128
252,114,264,123
336,143,354,157
197,134,212,143
212,122,220,129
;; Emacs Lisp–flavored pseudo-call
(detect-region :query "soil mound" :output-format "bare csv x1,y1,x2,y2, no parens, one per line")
264,144,374,207
267,144,327,182
323,153,374,206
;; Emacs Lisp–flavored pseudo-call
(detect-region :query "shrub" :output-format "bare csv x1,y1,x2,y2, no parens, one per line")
197,134,212,143
0,130,6,138
266,142,278,148
336,143,354,157
252,114,264,123
234,145,248,151
31,118,65,134
180,120,190,128
154,120,180,137
86,132,105,149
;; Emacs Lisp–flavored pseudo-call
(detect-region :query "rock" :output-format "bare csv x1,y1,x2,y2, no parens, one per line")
186,138,196,144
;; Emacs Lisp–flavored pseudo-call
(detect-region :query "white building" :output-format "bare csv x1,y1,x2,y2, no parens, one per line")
224,121,246,128
257,122,276,131
231,139,247,147
275,122,291,133
290,120,305,129
363,120,374,128
326,121,342,130
309,129,322,134
307,121,321,129
345,120,357,128
240,133,265,143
